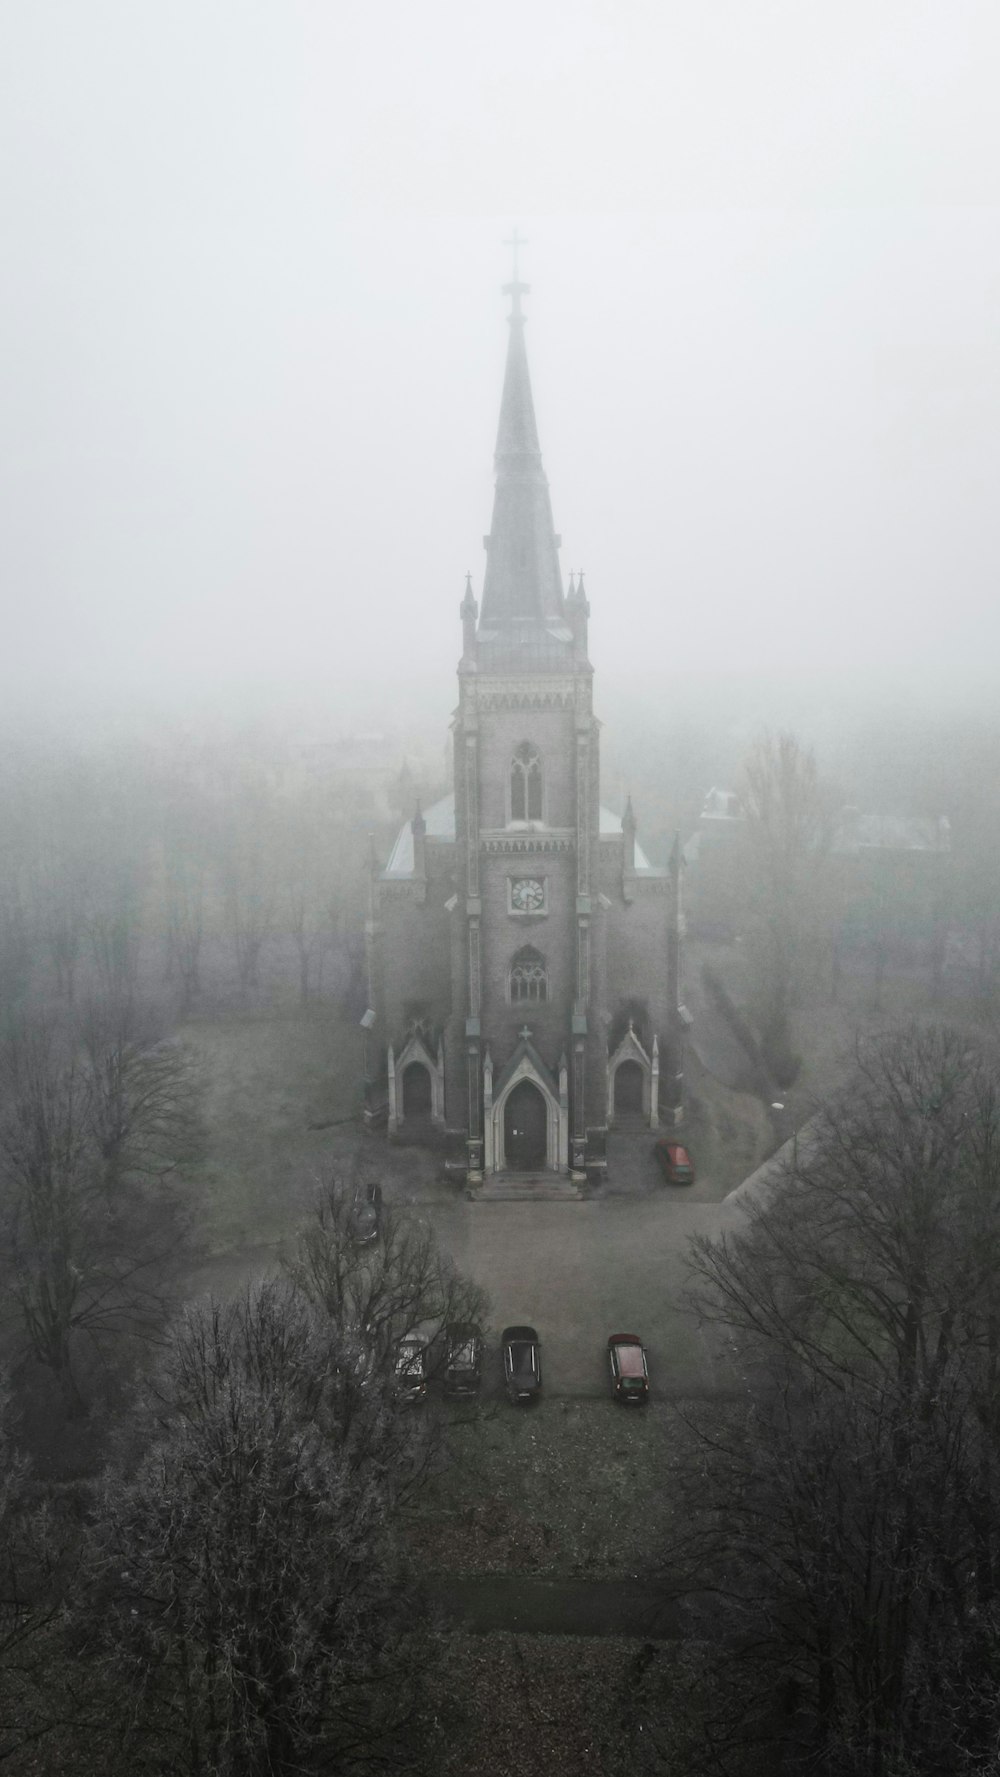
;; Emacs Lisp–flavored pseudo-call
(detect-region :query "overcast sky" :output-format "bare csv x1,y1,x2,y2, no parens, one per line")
1,2,998,735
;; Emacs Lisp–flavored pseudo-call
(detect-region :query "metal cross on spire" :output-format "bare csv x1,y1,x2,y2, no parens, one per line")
502,227,530,319
504,227,527,281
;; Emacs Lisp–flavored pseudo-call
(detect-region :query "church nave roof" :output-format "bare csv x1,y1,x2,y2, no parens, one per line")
383,792,652,877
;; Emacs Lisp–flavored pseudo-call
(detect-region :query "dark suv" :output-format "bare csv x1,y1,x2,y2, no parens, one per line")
502,1325,541,1404
349,1179,382,1244
443,1323,483,1397
393,1334,427,1404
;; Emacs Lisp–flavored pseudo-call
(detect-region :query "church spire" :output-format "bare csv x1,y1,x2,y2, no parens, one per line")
478,236,566,634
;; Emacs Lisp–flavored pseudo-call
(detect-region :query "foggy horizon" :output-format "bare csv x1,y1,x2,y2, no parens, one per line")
2,18,1000,1768
2,2,998,745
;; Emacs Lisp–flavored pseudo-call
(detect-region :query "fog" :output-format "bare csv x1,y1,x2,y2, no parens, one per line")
2,2,998,747
4,18,1000,1764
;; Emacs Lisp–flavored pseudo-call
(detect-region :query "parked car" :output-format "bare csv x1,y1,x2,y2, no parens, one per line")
607,1332,649,1404
444,1322,483,1397
502,1325,541,1403
393,1333,427,1403
653,1140,695,1185
350,1178,382,1244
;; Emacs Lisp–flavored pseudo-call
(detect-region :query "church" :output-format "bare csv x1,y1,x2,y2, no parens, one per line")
363,268,683,1188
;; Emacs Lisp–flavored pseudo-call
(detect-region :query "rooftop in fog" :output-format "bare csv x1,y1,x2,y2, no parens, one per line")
383,792,654,877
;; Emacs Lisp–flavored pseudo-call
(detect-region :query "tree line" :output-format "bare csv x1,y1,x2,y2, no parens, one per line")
0,732,391,1022
700,728,999,1091
618,1023,1000,1777
0,1180,485,1774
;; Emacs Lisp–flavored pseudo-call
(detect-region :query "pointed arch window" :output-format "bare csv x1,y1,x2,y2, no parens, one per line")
509,945,547,1004
510,743,543,823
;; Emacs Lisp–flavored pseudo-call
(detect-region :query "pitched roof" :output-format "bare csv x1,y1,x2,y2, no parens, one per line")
383,792,652,876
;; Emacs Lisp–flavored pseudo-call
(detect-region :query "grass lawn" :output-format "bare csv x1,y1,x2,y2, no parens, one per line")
418,1633,651,1777
409,1398,683,1579
178,1005,366,1254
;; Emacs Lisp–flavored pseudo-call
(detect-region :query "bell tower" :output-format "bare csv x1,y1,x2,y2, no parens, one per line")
368,254,684,1187
450,244,602,1184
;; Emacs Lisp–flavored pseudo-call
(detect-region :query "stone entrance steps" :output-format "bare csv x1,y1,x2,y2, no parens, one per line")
467,1172,584,1203
611,1112,651,1133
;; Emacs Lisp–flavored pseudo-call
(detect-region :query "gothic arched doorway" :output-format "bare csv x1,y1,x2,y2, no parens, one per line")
504,1080,547,1171
614,1059,644,1116
402,1061,432,1119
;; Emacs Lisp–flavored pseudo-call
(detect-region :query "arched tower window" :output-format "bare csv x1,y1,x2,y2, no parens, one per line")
509,946,548,1004
510,743,543,822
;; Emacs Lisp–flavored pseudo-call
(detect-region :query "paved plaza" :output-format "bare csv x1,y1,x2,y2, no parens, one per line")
388,1128,744,1399
184,1123,749,1400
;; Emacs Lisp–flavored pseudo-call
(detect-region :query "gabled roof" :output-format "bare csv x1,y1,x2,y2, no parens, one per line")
490,1032,559,1103
833,810,951,855
383,792,653,877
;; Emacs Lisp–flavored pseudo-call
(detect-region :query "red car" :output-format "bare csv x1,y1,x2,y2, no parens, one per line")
608,1333,649,1404
653,1140,695,1185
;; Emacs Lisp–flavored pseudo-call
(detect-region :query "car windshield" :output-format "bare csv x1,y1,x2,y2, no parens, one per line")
452,1341,477,1366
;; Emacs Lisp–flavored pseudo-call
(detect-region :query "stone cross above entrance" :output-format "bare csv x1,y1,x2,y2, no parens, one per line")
518,1026,533,1042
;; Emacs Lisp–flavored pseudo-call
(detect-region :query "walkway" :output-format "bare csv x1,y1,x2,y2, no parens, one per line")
427,1574,684,1638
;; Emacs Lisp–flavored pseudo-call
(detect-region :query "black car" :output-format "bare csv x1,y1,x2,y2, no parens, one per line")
443,1322,483,1397
349,1179,382,1245
502,1324,541,1403
393,1334,427,1403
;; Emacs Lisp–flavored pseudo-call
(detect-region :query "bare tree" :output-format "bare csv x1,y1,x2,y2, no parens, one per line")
0,1024,96,1414
79,995,203,1200
163,850,207,1006
283,1176,489,1482
0,1011,200,1414
220,787,278,997
0,876,33,1017
157,773,220,1006
282,818,333,1005
86,874,143,1004
0,1379,80,1765
286,1171,488,1364
90,1283,431,1775
955,808,1000,1004
653,1025,1000,1776
740,730,835,1079
279,796,369,1006
20,760,93,1008
39,872,87,1006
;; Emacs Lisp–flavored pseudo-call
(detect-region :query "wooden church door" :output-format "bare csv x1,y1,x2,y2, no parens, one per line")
504,1081,547,1171
402,1062,432,1119
614,1059,644,1116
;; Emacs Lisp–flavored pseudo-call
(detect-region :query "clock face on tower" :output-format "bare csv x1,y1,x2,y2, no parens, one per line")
510,877,546,914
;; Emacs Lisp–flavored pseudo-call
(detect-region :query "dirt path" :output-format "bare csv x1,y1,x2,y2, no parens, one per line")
426,1574,683,1637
